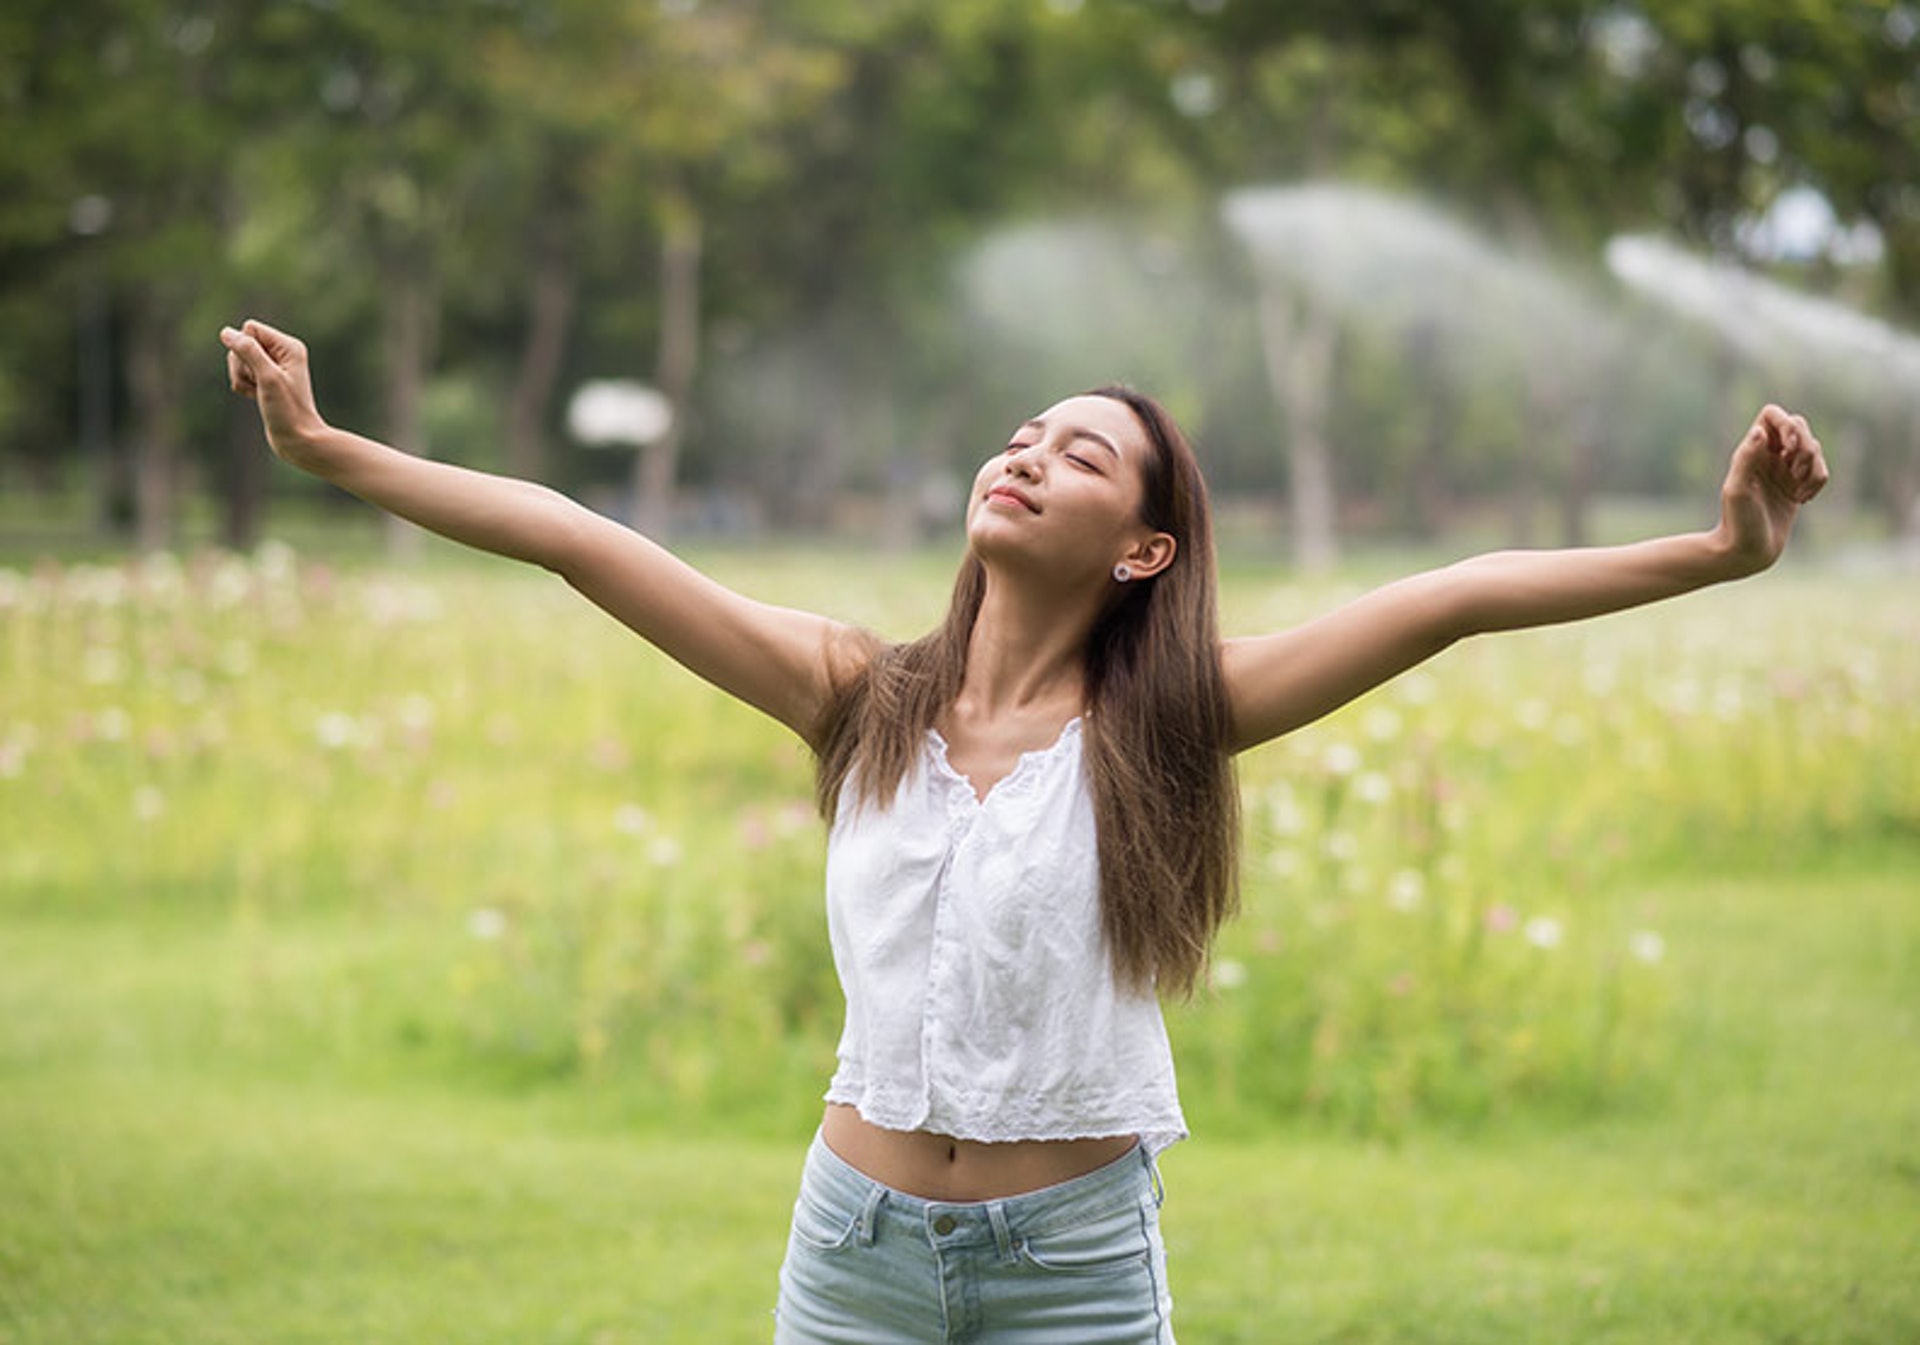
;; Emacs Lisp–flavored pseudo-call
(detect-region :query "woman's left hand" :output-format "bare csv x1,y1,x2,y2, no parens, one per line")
1714,404,1829,576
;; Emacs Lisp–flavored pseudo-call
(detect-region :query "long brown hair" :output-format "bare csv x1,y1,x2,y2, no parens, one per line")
812,387,1239,999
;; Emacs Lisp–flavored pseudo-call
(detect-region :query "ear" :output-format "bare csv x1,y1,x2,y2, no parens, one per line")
1119,531,1177,580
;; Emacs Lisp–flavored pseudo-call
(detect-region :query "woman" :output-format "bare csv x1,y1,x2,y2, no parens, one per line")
220,317,1828,1342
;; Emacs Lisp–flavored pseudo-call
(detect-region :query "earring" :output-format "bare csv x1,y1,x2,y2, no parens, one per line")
1112,563,1132,583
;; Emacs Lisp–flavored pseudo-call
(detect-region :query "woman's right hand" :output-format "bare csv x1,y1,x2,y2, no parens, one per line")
220,319,328,472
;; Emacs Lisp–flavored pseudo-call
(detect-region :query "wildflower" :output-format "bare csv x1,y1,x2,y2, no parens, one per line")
1524,916,1564,949
1355,771,1392,805
82,647,124,685
396,695,435,733
1485,903,1518,933
466,908,507,941
1266,786,1305,835
1362,706,1402,742
207,558,252,610
96,707,131,742
254,539,297,585
1321,742,1362,777
614,803,652,835
1322,831,1359,862
742,939,773,967
219,640,254,677
314,712,357,750
1386,869,1424,912
738,813,772,851
1388,971,1415,998
1265,847,1301,879
648,835,684,868
1515,699,1550,732
1628,930,1666,964
133,786,165,823
1212,959,1248,990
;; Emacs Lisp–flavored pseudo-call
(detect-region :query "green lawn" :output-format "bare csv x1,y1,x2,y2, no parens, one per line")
3,550,1916,1341
2,865,1913,1343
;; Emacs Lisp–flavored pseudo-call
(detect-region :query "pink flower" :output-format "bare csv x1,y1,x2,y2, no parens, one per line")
1485,903,1518,933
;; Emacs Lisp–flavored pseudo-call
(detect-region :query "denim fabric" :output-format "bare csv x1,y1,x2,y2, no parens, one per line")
774,1131,1175,1344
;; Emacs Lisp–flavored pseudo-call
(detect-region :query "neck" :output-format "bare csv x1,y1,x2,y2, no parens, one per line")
956,566,1102,720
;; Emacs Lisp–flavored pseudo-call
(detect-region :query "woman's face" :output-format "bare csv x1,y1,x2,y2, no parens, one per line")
965,394,1168,585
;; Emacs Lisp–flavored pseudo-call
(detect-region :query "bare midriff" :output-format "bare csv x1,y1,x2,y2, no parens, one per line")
820,1102,1138,1202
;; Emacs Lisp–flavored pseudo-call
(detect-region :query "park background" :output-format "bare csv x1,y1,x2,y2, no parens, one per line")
3,2,1917,1341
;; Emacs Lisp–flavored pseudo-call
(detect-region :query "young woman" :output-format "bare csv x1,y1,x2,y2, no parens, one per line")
221,317,1827,1342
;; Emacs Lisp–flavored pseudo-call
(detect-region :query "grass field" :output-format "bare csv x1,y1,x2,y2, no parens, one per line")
2,544,1916,1342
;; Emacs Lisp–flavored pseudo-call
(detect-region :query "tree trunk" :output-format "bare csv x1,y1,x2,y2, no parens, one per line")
505,218,577,481
125,291,182,554
380,261,437,559
632,194,702,542
222,393,267,551
1255,282,1339,572
1891,405,1920,548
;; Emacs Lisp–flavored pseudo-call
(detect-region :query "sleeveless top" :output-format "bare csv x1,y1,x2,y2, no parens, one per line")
822,717,1188,1157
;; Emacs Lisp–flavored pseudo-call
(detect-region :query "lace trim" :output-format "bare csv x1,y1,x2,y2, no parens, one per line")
924,716,1083,806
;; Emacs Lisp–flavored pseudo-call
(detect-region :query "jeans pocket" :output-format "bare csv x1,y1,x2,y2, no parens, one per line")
1015,1199,1154,1276
788,1186,862,1253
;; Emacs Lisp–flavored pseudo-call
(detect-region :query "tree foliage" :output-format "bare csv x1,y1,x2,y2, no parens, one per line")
2,0,1913,549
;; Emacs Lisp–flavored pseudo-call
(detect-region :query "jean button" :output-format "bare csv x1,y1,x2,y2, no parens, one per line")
933,1214,957,1236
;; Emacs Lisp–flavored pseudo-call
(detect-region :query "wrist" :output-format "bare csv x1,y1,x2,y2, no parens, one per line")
1703,520,1768,581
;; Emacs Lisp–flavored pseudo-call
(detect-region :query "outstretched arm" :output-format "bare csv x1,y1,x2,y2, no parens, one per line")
1223,405,1829,752
221,318,865,743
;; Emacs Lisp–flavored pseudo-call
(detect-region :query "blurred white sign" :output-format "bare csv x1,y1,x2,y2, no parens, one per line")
567,379,673,448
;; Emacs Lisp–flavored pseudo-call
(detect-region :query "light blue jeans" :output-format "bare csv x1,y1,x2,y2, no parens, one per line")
773,1131,1175,1343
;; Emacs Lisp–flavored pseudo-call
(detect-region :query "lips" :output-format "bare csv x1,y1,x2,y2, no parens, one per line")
986,484,1039,513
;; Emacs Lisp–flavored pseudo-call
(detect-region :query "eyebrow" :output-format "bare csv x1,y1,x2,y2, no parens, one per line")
1021,419,1122,461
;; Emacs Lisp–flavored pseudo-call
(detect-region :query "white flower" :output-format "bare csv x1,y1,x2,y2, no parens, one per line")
314,712,357,750
82,647,124,685
614,804,652,836
1323,831,1359,862
254,539,298,584
96,707,131,742
396,694,436,732
1515,699,1551,732
1212,959,1248,990
1398,672,1436,705
647,835,684,868
1362,706,1402,742
1265,848,1301,879
1628,930,1666,964
1387,869,1425,912
133,786,165,823
1321,742,1362,777
1266,786,1305,835
1355,771,1392,805
466,907,507,941
1524,916,1564,949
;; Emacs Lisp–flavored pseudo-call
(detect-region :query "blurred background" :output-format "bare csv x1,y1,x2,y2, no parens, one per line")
5,6,1919,1340
4,0,1919,562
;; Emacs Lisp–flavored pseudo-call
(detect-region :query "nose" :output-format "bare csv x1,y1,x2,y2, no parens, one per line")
1004,441,1043,478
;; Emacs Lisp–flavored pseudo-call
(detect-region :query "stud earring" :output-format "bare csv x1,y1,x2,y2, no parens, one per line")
1112,563,1132,583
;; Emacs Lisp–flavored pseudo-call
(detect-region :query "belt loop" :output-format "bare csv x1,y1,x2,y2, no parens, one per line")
856,1182,885,1246
1144,1148,1165,1209
986,1200,1017,1264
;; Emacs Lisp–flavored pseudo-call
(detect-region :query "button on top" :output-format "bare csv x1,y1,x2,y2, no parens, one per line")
932,1214,957,1236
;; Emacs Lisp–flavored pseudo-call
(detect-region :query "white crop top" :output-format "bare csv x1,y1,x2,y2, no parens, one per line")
823,717,1188,1157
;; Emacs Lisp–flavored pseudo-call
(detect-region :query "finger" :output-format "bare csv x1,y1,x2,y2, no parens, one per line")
241,318,305,367
220,324,274,380
226,348,257,398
